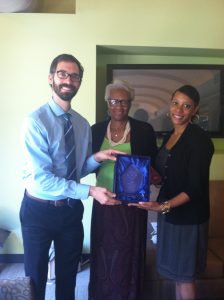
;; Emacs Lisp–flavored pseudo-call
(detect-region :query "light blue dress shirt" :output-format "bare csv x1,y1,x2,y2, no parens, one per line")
21,99,100,201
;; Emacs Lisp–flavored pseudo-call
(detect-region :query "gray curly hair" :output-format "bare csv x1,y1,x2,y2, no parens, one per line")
104,79,135,101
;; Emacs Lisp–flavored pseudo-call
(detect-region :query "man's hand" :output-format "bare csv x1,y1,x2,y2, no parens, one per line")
89,186,121,205
94,149,126,163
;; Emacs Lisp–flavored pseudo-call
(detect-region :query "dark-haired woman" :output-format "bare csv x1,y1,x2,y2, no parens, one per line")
129,85,214,300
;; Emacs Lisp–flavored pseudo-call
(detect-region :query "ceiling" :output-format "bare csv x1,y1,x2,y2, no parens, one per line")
0,0,76,13
0,0,39,12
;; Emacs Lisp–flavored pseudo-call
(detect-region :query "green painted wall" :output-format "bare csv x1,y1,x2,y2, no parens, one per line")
0,0,224,255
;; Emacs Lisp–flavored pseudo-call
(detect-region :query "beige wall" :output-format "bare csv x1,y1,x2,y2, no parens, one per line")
0,0,224,254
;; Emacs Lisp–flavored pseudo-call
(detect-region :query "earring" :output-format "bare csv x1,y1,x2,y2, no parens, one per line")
191,114,199,123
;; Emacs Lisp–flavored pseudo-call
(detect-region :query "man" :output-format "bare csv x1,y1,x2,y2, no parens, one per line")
20,54,121,300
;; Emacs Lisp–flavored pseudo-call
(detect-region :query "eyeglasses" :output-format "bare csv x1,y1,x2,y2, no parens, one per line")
107,99,131,107
56,70,81,82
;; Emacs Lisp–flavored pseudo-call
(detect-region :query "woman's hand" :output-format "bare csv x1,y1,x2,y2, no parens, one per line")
128,201,161,212
94,149,126,163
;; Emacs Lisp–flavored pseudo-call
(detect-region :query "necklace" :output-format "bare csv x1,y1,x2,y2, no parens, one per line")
111,123,126,137
107,120,130,146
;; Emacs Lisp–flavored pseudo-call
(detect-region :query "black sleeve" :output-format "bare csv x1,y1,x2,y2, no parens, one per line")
91,121,108,153
183,131,214,201
130,118,158,166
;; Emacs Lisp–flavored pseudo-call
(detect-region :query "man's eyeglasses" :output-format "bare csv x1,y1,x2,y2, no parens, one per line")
56,70,81,82
107,99,131,107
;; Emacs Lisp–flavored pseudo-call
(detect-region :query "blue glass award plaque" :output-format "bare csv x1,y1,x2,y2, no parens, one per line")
113,154,151,202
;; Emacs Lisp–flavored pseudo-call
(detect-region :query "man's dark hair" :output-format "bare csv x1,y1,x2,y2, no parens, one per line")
172,85,200,106
49,54,84,80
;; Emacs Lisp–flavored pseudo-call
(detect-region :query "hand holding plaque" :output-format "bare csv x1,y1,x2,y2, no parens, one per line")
113,154,151,202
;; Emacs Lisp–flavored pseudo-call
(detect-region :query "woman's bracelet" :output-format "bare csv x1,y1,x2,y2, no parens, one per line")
160,201,171,214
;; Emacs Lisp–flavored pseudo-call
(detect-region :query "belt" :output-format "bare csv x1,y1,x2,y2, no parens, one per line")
25,191,76,207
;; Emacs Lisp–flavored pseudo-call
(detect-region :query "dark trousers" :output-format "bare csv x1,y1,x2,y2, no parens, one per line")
20,193,84,300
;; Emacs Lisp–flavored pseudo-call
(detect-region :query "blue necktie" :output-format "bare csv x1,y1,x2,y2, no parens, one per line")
63,113,76,180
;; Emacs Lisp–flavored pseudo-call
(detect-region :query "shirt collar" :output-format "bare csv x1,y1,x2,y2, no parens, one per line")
48,98,73,117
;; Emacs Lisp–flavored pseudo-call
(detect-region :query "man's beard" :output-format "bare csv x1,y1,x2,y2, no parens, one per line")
52,81,78,101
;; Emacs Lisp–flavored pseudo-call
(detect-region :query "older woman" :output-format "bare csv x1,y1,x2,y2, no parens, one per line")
89,80,158,300
130,85,214,300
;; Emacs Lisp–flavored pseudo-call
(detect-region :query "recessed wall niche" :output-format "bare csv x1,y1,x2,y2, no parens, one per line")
96,45,224,126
